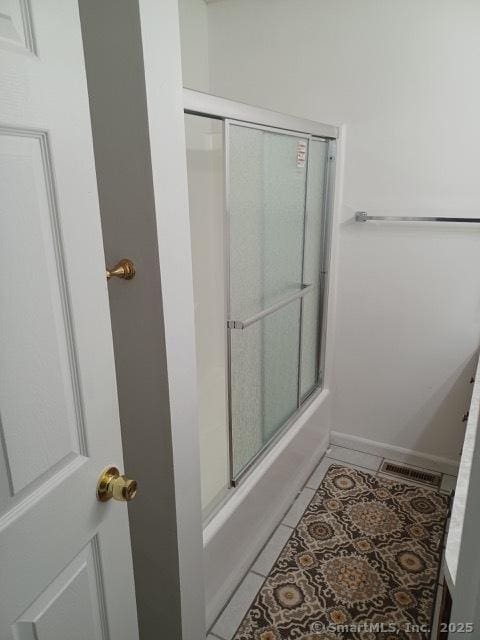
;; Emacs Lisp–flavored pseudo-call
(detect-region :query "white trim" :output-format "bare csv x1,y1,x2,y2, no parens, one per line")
204,390,331,627
183,88,338,139
139,1,205,637
330,431,460,476
445,354,480,594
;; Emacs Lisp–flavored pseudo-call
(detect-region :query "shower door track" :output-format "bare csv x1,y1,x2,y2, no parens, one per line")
183,89,338,139
184,89,338,488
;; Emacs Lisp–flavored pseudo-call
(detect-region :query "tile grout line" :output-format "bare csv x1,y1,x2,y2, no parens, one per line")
244,454,329,601
208,567,256,638
251,569,266,578
209,499,300,636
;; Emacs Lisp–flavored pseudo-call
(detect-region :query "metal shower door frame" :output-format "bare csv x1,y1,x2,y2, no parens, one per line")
183,89,337,487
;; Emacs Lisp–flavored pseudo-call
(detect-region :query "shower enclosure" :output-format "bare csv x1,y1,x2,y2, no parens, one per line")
184,91,336,510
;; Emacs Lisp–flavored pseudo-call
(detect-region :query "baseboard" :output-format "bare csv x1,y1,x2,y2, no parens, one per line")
330,431,460,476
204,392,331,628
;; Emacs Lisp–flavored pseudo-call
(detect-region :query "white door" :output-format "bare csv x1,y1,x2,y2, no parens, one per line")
0,2,139,638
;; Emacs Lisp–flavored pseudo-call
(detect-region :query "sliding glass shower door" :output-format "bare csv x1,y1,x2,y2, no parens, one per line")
227,122,330,480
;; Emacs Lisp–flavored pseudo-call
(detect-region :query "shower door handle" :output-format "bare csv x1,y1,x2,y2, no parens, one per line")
227,283,315,330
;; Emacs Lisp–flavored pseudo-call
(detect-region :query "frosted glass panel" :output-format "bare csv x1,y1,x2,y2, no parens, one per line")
229,125,308,319
185,114,229,515
263,300,302,440
228,123,308,477
300,139,329,399
230,300,301,477
227,123,331,479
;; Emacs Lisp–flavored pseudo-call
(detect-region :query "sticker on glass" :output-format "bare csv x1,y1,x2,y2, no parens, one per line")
296,140,307,168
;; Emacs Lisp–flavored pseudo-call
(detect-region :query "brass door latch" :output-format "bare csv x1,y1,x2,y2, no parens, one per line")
97,466,138,502
106,258,135,281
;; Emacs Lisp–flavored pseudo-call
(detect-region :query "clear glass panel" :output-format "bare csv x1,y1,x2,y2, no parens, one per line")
230,300,301,477
228,124,308,319
184,114,229,515
300,139,329,399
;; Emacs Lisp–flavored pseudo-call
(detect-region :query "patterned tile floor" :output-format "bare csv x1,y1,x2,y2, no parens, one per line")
208,444,456,640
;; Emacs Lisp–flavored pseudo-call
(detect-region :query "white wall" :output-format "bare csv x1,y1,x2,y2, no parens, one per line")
207,0,480,463
178,0,210,91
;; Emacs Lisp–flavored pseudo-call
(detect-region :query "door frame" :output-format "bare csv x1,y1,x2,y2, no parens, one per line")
79,1,205,638
140,10,206,638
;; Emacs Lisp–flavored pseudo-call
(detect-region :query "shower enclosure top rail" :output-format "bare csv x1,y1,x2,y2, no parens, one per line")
183,88,338,140
355,211,480,224
227,284,315,330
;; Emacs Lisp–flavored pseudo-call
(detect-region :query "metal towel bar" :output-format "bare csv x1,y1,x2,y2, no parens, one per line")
356,211,480,224
227,284,315,330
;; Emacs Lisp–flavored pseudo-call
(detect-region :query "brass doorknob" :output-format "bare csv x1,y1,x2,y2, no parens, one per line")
106,258,135,280
96,466,138,502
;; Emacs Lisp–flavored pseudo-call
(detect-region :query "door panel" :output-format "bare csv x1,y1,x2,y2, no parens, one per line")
13,543,105,640
0,131,82,499
228,124,308,318
263,299,302,440
227,124,331,480
0,2,138,638
228,123,308,478
230,298,302,477
0,0,35,53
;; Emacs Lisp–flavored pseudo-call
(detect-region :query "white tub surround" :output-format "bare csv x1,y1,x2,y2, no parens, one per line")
445,354,480,592
203,390,331,628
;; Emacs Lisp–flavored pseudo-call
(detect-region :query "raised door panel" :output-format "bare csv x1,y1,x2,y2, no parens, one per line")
0,130,83,506
13,541,106,640
0,0,35,53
